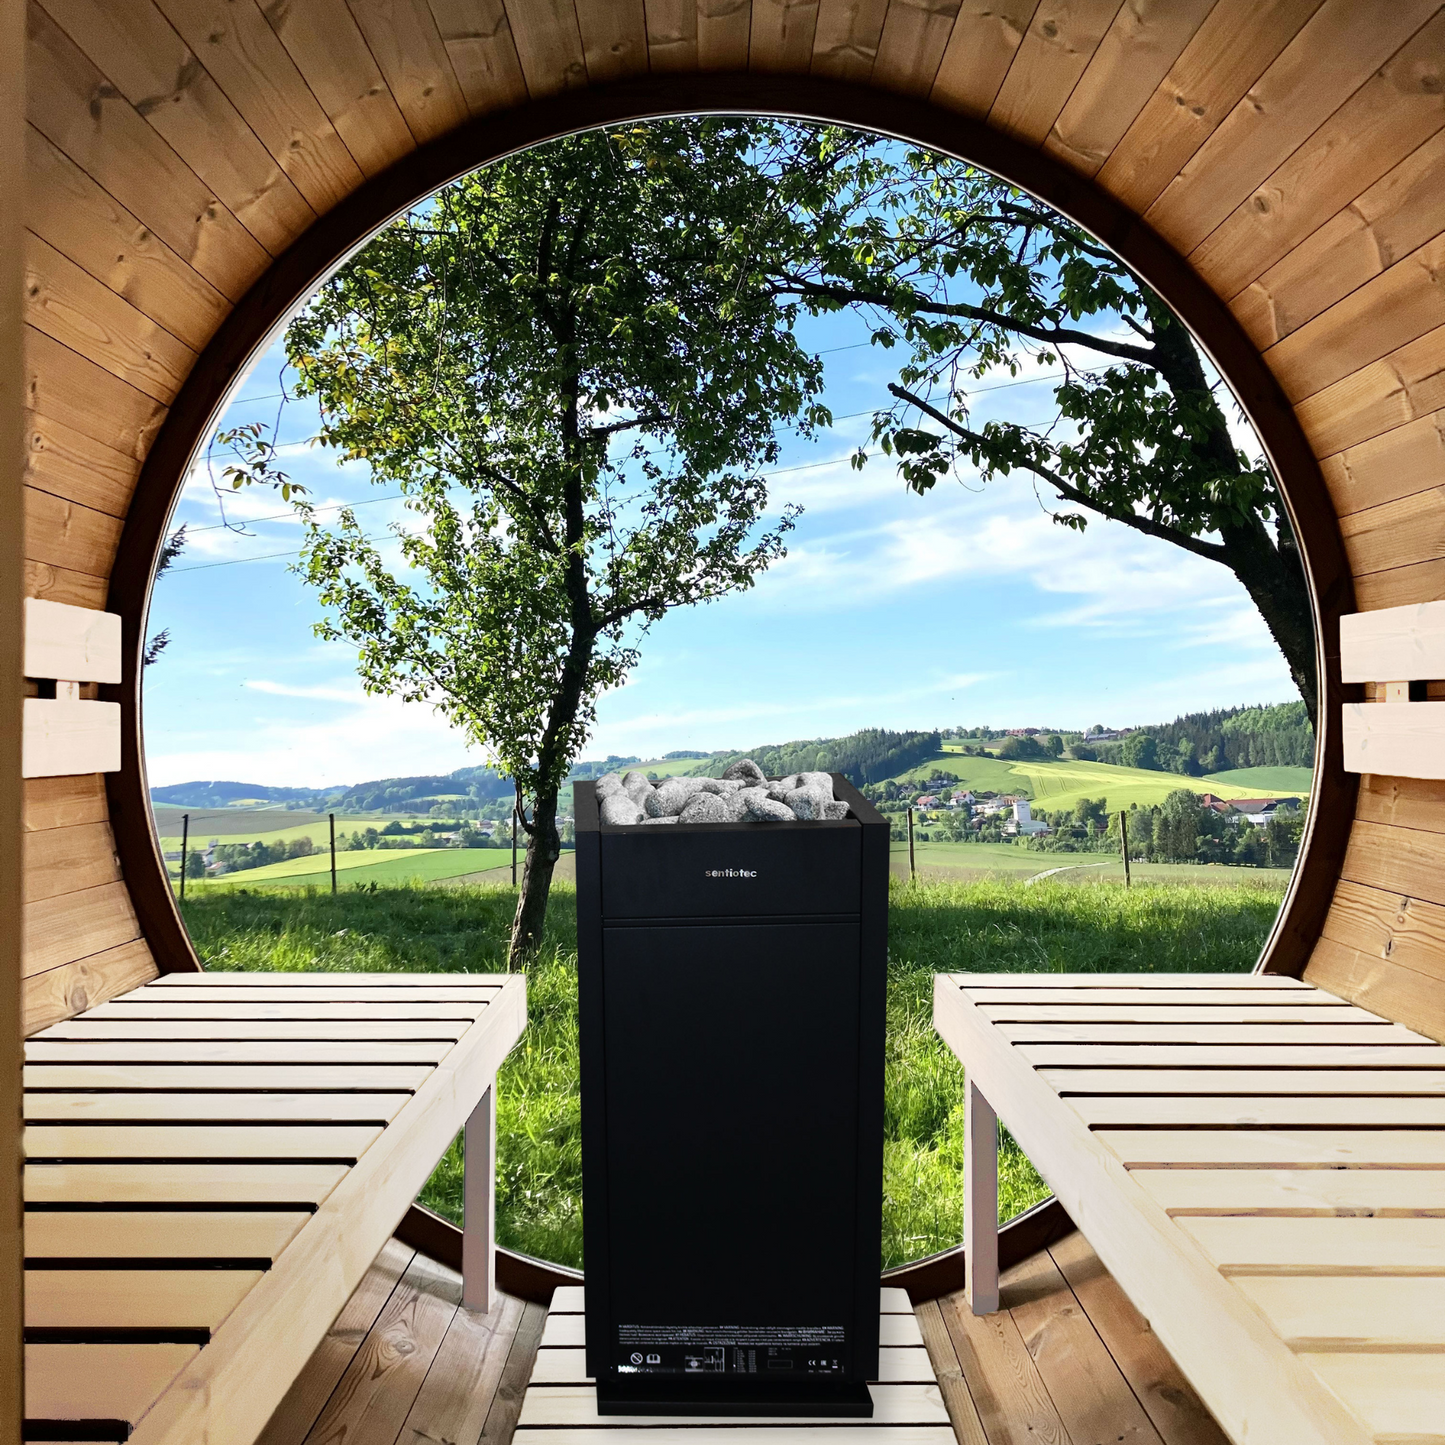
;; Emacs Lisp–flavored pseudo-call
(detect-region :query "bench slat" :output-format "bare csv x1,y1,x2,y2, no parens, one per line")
1180,1216,1445,1274
26,1269,263,1328
148,972,501,986
25,1343,199,1426
23,1092,411,1123
965,987,1338,1005
24,1210,309,1261
1131,1167,1445,1214
1301,1352,1445,1440
1020,1043,1445,1067
24,1125,385,1159
998,1021,1429,1043
1096,1129,1445,1167
1235,1275,1445,1348
26,1040,455,1063
133,986,500,1004
81,1000,492,1020
982,1003,1362,1023
26,1162,350,1204
949,973,1308,988
40,1021,471,1041
23,1064,434,1091
1072,1095,1445,1125
1042,1068,1445,1095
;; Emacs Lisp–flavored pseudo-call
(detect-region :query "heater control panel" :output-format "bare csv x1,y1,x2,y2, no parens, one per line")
615,1324,848,1378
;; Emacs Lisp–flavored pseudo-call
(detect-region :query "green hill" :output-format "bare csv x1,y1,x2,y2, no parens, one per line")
1203,766,1313,794
892,753,1282,817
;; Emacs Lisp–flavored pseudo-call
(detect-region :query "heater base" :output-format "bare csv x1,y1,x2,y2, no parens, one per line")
595,1379,875,1418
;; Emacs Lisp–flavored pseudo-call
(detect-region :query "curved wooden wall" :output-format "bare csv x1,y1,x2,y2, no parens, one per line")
18,0,1445,1042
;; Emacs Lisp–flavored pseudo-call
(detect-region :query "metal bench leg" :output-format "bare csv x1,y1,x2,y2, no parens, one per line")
965,1079,999,1315
462,1082,496,1314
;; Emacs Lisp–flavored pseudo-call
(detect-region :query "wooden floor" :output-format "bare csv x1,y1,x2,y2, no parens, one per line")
261,1232,1227,1445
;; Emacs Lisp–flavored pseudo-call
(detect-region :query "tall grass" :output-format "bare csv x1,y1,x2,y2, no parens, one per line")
180,875,1283,1270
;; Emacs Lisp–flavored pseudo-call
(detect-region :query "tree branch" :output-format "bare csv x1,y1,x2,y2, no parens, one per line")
887,383,1231,565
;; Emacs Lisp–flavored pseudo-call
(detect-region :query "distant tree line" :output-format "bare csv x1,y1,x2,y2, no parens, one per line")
1088,703,1313,776
700,729,942,787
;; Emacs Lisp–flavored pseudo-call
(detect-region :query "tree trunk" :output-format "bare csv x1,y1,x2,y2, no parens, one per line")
509,784,562,966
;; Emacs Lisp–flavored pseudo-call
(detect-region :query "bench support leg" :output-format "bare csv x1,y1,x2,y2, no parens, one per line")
965,1080,999,1315
462,1083,496,1314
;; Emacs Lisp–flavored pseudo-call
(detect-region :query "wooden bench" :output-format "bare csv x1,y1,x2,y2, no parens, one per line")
934,971,1445,1445
23,969,526,1445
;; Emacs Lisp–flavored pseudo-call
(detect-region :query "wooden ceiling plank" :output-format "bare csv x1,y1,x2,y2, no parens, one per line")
24,328,165,463
345,0,470,144
25,232,195,406
503,0,587,96
1143,0,1441,256
1339,485,1445,581
1342,817,1445,911
810,0,888,83
930,0,1037,118
25,125,229,352
23,560,108,609
696,0,751,70
24,820,120,906
259,0,415,177
1194,11,1445,305
644,0,699,73
1233,125,1445,353
986,0,1124,147
1044,0,1216,177
1267,235,1445,406
25,487,124,586
35,0,316,254
151,0,365,214
575,0,650,84
23,943,160,1039
1096,0,1325,215
750,0,820,73
25,3,270,298
1356,774,1445,836
24,775,108,834
870,0,960,99
1320,878,1445,988
427,0,528,113
23,881,143,981
24,410,138,521
1307,933,1445,1045
1293,320,1445,460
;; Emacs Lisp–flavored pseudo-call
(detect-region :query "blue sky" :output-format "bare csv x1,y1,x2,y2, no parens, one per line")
142,266,1297,790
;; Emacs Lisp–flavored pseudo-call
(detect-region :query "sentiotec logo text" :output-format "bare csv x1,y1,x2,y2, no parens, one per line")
703,868,757,878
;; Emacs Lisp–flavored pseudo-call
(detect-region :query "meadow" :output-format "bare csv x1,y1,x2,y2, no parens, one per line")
178,872,1284,1270
896,749,1308,815
1202,765,1315,793
183,846,521,889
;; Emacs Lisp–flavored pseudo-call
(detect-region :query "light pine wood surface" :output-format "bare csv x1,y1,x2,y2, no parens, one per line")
936,971,1445,1445
21,970,525,1445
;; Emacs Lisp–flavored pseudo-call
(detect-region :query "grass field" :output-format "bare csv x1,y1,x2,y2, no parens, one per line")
186,847,520,889
1203,766,1315,793
155,810,453,852
894,751,1294,815
177,872,1283,1269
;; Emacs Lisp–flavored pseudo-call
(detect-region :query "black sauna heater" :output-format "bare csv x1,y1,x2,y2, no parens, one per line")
575,775,888,1417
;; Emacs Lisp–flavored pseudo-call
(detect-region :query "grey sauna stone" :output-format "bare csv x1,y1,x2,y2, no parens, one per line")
699,777,744,795
746,795,796,822
645,783,695,818
594,774,624,800
600,793,645,826
797,771,835,796
622,770,653,801
640,815,679,825
822,800,850,820
722,758,767,786
783,786,831,820
679,791,732,824
776,774,801,792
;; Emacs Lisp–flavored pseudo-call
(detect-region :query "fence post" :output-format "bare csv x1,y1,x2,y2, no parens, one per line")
329,812,337,895
907,806,916,884
179,812,189,902
1120,809,1131,888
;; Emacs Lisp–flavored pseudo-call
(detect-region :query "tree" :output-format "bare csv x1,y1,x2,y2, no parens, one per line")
1122,733,1159,772
1158,789,1203,862
144,525,187,665
770,144,1316,722
183,850,206,880
1045,733,1064,757
268,121,830,963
